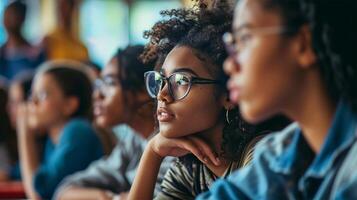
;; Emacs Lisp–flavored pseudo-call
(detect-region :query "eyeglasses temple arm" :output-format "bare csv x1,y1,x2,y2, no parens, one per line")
191,78,221,84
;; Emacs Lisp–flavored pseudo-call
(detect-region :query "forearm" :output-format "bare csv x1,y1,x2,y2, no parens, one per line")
57,187,113,200
127,142,163,200
18,133,40,199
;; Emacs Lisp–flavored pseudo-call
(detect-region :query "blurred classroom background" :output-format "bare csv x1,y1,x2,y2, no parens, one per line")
0,0,194,68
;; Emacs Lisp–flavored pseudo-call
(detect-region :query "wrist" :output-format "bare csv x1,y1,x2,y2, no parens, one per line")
147,140,164,161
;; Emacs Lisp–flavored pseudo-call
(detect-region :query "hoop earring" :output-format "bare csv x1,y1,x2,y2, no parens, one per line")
226,109,232,125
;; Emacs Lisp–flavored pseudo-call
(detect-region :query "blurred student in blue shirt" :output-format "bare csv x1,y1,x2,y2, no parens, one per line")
17,61,103,199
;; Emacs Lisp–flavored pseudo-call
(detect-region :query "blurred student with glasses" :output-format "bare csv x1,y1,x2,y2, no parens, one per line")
17,61,104,200
198,0,357,199
55,45,173,200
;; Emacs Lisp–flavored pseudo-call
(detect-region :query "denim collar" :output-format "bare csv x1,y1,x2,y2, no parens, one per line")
272,100,357,177
272,127,313,175
305,100,357,177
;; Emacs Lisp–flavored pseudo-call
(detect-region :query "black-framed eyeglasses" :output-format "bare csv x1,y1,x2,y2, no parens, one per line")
222,26,296,57
94,75,120,97
144,70,221,101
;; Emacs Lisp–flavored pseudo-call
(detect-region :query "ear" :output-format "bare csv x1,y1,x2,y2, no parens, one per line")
125,89,152,110
132,88,152,103
221,93,235,110
294,25,317,69
64,96,79,117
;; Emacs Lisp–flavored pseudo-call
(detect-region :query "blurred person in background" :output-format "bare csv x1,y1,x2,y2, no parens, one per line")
8,71,34,129
0,0,45,81
4,71,35,181
42,0,89,62
17,61,103,200
55,45,172,200
0,86,17,182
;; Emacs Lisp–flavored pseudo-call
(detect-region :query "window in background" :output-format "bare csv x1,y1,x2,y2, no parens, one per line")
0,0,184,67
79,0,129,67
23,0,42,43
0,0,7,45
130,0,182,44
79,0,182,67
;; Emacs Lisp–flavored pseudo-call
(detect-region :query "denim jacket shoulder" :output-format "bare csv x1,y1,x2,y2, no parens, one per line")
253,122,301,174
331,136,357,199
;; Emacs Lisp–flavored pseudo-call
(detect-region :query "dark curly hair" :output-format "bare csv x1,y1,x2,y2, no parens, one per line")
141,0,289,162
115,45,155,93
259,0,357,111
141,0,234,87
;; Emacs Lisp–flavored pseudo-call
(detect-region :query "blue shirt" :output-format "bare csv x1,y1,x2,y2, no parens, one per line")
33,118,103,199
0,45,45,80
198,101,357,199
54,125,174,199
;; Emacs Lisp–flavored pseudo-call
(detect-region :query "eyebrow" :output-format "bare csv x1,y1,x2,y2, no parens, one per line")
161,67,199,77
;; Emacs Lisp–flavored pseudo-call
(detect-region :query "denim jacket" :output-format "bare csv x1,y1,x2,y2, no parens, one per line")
198,101,357,199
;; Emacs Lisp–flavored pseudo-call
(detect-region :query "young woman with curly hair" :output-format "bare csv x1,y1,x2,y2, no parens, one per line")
198,0,357,199
127,1,289,199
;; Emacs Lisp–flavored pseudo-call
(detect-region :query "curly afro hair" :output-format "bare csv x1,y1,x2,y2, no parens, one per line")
141,0,234,87
141,0,290,163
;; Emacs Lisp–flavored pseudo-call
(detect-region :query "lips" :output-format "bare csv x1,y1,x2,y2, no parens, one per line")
93,103,105,117
157,107,175,122
227,78,242,103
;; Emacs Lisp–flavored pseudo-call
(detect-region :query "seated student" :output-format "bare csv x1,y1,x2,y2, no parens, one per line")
8,71,34,130
127,1,289,200
0,86,17,182
197,0,357,199
17,61,104,200
42,0,89,62
1,71,35,181
54,46,173,200
0,1,45,81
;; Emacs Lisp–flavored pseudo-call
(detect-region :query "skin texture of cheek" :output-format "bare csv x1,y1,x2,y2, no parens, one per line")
94,78,126,127
96,97,125,127
27,105,39,129
238,39,301,123
160,87,222,138
36,99,71,130
29,104,57,130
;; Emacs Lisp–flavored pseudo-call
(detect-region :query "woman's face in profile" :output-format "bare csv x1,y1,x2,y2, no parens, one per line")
225,0,303,123
157,46,225,138
93,58,131,128
29,73,71,131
